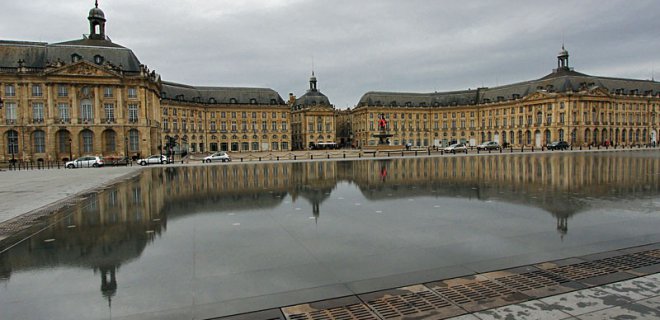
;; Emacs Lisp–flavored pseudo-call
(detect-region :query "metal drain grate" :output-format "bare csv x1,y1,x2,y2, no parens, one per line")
597,252,660,271
359,285,465,320
491,269,571,292
426,275,527,312
283,298,379,320
543,261,618,281
367,290,452,318
641,249,660,260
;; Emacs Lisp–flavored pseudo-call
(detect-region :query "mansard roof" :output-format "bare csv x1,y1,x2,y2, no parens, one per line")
161,81,286,105
358,69,660,108
0,39,142,72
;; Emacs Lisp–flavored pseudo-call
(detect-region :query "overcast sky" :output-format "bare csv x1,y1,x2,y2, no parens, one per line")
2,0,660,108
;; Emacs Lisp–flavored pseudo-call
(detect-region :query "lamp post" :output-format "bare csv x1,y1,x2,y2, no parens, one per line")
68,138,73,161
124,137,129,161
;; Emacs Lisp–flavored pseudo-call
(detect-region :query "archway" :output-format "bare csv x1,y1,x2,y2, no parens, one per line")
103,129,116,153
534,130,542,147
79,129,94,154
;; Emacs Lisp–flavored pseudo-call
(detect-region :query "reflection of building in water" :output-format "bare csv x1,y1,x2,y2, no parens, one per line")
0,172,166,309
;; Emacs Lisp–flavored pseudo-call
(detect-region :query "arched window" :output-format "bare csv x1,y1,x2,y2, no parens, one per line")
558,129,565,141
544,130,551,144
33,130,46,153
81,130,94,153
229,98,238,104
57,130,71,154
104,130,116,152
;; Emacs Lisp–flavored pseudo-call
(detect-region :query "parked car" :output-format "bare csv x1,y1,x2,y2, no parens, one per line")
204,152,231,163
476,141,501,151
137,155,168,166
66,156,104,168
443,143,468,153
547,141,570,150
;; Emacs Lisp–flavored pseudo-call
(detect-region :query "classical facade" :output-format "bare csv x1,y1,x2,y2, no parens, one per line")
353,47,660,149
290,73,336,150
0,2,162,162
160,82,289,153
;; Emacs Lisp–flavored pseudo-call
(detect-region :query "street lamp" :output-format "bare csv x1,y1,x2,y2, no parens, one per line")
68,138,73,161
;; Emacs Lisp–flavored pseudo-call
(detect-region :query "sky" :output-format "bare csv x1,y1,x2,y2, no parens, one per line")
2,0,660,108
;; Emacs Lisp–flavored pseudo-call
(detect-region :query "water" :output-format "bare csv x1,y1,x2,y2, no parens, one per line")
1,151,659,319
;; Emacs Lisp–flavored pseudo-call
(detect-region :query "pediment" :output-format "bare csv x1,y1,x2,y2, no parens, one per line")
587,86,611,97
46,61,120,78
521,91,552,102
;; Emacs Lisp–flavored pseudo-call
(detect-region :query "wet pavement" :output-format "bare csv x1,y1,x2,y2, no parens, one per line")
0,150,659,319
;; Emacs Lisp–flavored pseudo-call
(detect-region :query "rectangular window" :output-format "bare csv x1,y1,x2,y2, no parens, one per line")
221,111,226,118
58,103,70,121
262,121,267,131
272,121,278,131
32,103,44,122
282,121,288,131
32,84,42,97
5,102,17,121
128,87,137,98
221,121,227,131
81,101,93,121
252,112,257,118
242,112,247,118
281,142,288,150
210,121,217,131
271,142,279,151
128,104,138,122
231,121,237,131
104,87,113,97
242,122,247,131
104,103,115,121
163,108,168,116
173,120,178,130
5,84,15,97
231,112,236,118
163,120,169,130
281,112,287,119
183,120,187,130
58,85,68,97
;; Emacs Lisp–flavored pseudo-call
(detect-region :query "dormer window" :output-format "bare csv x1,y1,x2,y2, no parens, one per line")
71,54,82,63
250,98,257,105
229,98,238,104
93,55,104,65
161,92,167,99
176,94,184,101
270,99,277,105
209,98,217,104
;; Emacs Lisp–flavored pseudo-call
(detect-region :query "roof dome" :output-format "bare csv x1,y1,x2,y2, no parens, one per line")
88,1,106,21
558,45,568,57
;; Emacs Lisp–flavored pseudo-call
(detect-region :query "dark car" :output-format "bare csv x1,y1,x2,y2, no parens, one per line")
476,141,501,151
547,141,569,150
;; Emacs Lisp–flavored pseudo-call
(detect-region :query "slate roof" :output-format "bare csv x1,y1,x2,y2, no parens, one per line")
294,90,332,108
161,81,286,105
0,38,142,72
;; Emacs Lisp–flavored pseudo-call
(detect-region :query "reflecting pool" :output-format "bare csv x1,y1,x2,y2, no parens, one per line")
1,151,660,319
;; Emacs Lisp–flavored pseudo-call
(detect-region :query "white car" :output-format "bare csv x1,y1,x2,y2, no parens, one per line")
204,152,231,163
66,156,104,168
137,155,168,166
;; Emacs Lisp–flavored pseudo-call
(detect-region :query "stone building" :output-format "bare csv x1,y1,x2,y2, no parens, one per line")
0,2,162,162
353,47,660,149
160,82,289,153
290,72,336,150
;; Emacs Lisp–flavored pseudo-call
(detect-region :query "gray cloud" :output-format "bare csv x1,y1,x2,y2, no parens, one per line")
2,0,659,108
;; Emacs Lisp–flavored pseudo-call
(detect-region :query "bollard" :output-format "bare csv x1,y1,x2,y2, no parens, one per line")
441,150,444,155
427,149,431,156
510,146,513,153
343,153,346,158
401,151,404,157
294,155,297,160
580,145,582,150
588,145,591,150
531,146,534,152
500,147,503,153
359,153,362,158
277,156,280,161
541,146,545,151
415,151,418,156
240,158,243,162
597,145,600,150
327,154,330,159
488,149,491,153
477,149,480,154
259,157,261,161
311,155,313,160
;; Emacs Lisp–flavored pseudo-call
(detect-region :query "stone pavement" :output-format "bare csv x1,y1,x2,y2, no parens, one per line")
0,165,142,241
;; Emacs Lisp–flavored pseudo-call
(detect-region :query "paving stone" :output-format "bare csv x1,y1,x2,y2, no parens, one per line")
598,277,660,300
472,300,574,320
539,287,635,316
576,301,660,320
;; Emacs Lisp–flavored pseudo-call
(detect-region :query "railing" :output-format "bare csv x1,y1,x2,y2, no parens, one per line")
78,118,93,124
5,119,17,125
55,118,71,124
101,118,116,124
